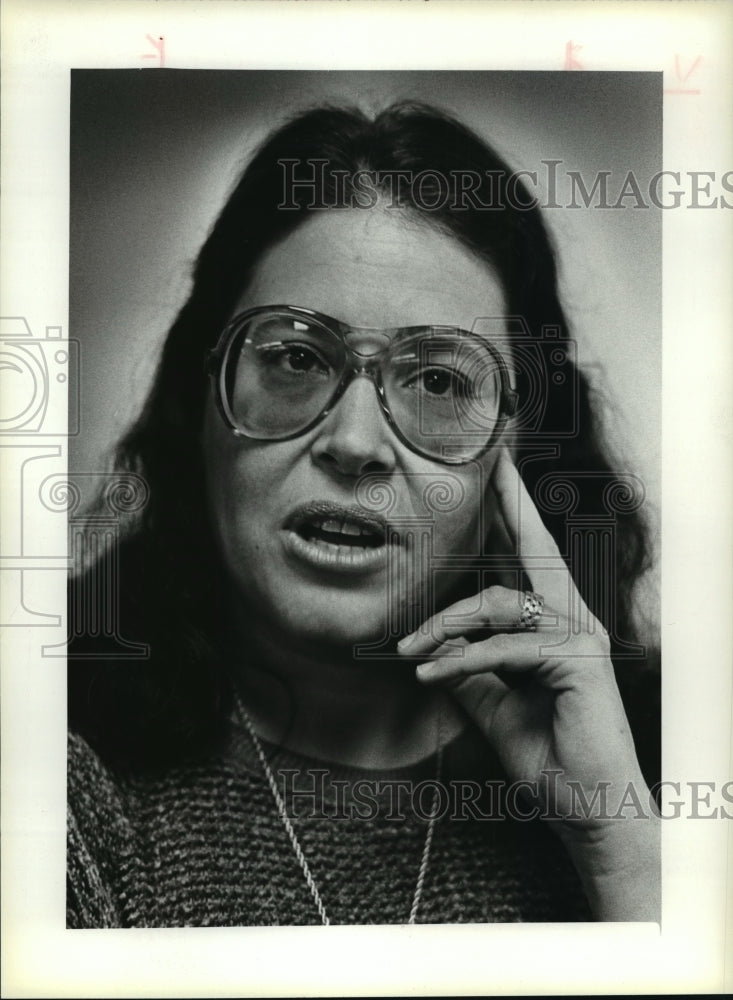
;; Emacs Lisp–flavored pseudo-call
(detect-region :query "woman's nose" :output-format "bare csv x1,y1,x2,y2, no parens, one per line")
310,375,398,477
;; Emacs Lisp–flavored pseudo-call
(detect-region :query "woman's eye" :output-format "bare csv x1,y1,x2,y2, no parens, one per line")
259,343,330,377
404,367,469,398
421,369,453,396
283,346,324,373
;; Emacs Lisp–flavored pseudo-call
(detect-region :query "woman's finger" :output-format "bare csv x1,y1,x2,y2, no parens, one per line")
414,626,597,685
484,493,517,590
397,585,557,657
490,449,584,612
435,669,511,728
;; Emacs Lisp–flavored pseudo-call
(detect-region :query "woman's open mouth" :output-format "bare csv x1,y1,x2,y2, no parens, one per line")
282,501,394,573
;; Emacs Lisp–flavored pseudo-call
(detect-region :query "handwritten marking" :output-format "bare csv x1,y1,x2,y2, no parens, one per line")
140,34,165,67
663,54,701,94
564,41,583,71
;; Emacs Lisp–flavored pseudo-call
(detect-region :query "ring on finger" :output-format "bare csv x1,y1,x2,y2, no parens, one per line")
518,590,544,630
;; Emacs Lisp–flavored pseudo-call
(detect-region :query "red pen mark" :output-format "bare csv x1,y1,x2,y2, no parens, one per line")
141,34,165,67
564,41,583,71
663,54,701,94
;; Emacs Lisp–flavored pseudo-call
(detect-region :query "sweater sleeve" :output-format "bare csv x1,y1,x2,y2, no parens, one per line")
67,731,132,928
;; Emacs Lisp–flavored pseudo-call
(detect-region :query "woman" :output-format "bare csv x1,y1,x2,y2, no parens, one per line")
67,101,660,926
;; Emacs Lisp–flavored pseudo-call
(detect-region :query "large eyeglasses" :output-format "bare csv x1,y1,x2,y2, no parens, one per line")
207,305,518,465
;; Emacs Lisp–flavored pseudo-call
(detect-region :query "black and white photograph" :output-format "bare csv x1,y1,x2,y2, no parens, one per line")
66,69,662,928
2,1,731,996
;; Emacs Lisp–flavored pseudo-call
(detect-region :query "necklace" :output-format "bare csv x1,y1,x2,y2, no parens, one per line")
234,693,444,926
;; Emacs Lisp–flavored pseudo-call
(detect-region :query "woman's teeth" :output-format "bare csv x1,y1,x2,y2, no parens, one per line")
283,507,392,572
300,517,383,548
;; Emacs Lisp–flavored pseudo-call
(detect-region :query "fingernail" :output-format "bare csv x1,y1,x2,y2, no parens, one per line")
416,662,434,679
397,633,416,652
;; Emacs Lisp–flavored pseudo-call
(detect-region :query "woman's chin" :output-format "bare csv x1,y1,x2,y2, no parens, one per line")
267,592,409,652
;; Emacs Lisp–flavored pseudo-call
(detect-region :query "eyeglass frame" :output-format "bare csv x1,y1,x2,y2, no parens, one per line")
206,304,519,466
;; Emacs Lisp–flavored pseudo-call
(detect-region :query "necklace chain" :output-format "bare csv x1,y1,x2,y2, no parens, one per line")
234,693,444,926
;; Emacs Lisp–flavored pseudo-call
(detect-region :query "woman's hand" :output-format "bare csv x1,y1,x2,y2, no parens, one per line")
400,449,660,921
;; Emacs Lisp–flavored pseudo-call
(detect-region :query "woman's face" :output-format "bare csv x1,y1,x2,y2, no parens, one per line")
202,207,508,650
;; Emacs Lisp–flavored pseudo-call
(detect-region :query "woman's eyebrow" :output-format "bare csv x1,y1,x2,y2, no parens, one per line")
391,348,421,362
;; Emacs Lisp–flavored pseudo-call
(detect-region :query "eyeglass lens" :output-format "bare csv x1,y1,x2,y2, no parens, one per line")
223,311,504,460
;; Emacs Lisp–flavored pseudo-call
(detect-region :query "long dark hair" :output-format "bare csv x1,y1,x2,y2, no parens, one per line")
69,101,657,773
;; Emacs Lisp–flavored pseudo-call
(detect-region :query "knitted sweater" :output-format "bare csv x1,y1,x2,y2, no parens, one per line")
67,713,596,928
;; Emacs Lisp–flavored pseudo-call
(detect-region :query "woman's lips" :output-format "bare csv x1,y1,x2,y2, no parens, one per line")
281,500,396,574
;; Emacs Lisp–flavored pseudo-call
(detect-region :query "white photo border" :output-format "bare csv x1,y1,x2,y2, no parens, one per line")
1,1,732,996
